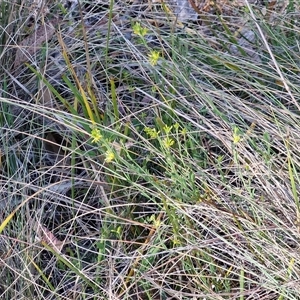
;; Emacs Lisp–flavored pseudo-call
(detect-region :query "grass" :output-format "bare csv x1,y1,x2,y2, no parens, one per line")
1,0,300,299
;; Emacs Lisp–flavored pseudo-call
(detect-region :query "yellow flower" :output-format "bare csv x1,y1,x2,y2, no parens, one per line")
132,22,148,37
162,137,175,149
233,126,241,144
148,50,160,66
163,125,172,134
181,127,187,136
144,127,160,139
173,123,180,130
149,214,161,228
91,128,102,143
105,150,115,163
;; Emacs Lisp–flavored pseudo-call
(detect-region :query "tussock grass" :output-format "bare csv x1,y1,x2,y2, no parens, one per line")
1,0,300,299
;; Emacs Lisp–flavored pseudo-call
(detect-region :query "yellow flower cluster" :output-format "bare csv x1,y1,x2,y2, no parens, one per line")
144,127,160,139
144,123,184,149
90,127,116,163
148,50,160,66
91,128,102,143
132,22,148,37
162,137,175,148
132,23,161,66
105,150,115,163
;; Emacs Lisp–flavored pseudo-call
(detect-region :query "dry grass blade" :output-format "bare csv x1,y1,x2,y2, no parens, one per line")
1,0,300,299
35,222,64,253
13,18,61,70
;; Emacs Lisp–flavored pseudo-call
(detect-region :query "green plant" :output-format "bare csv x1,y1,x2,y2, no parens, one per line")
1,0,300,299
